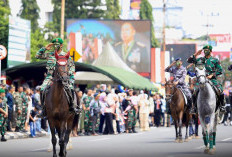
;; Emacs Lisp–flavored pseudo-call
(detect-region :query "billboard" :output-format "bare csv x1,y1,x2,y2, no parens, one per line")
67,19,151,74
209,34,231,60
8,16,31,67
166,44,196,67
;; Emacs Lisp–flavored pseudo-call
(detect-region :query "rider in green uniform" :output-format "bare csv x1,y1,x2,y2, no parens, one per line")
36,38,78,115
187,44,225,112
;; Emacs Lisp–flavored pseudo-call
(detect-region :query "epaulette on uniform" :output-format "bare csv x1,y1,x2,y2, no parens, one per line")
136,41,145,47
115,42,122,47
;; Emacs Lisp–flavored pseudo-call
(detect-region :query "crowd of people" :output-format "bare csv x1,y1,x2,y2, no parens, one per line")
0,83,171,142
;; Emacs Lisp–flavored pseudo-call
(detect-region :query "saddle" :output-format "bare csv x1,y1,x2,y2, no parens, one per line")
178,88,188,105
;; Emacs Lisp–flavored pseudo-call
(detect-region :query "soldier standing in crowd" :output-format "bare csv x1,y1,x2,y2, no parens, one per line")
14,87,24,132
82,89,93,136
0,88,8,141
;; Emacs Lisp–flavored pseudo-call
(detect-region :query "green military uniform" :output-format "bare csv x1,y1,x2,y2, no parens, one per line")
36,49,75,91
128,108,137,131
82,96,93,133
0,94,8,137
14,92,28,131
114,41,149,72
187,44,224,111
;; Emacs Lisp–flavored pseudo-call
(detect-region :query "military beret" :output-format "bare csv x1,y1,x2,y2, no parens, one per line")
203,45,212,51
52,38,63,44
175,58,182,61
0,88,5,93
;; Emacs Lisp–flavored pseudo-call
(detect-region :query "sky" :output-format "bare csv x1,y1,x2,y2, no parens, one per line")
9,0,232,39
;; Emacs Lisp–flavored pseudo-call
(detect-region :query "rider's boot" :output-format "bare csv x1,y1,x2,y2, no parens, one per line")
219,94,226,113
187,98,195,114
68,88,80,115
190,89,198,114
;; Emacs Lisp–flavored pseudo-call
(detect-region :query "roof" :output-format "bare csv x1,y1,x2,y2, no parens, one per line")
3,61,156,90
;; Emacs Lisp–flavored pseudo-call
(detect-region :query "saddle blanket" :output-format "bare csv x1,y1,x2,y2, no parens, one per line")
179,88,188,105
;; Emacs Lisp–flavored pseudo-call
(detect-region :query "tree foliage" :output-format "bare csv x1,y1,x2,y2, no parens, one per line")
49,0,105,35
30,29,48,62
18,0,40,32
0,0,10,69
104,0,120,19
139,0,159,47
221,58,232,83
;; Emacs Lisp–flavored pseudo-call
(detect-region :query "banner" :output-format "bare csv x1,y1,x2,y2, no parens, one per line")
8,16,31,67
67,19,151,74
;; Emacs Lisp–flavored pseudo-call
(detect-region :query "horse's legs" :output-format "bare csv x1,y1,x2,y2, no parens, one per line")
174,120,178,142
64,115,75,154
178,112,183,142
213,113,218,148
208,113,216,150
57,123,66,157
50,126,57,157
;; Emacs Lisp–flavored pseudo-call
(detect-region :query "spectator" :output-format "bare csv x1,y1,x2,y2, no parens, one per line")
160,95,166,126
25,88,32,131
33,86,42,133
6,86,15,132
0,88,8,142
82,89,93,136
103,93,115,135
72,90,82,137
138,91,150,131
29,105,39,137
89,93,101,136
154,94,162,127
98,92,107,135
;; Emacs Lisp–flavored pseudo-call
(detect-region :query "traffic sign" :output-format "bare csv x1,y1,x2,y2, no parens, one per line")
70,48,82,62
0,45,7,60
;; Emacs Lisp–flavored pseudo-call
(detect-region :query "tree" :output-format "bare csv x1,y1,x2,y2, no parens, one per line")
221,58,232,83
50,0,105,36
104,0,120,19
31,29,48,62
0,0,10,69
139,0,159,47
18,0,40,32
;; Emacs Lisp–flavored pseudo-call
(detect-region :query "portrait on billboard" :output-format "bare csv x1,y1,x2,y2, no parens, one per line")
66,19,151,74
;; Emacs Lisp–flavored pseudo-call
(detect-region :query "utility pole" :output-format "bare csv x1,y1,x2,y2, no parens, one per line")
61,0,65,39
162,0,166,52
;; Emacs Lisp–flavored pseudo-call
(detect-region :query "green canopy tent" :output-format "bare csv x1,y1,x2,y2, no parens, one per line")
3,62,156,90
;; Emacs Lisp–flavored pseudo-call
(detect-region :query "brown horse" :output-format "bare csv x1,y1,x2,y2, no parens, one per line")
45,51,75,157
165,79,190,143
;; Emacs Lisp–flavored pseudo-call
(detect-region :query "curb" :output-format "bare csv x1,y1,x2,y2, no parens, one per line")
5,130,48,140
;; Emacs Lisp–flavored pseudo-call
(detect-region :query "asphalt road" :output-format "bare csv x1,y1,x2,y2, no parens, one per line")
0,124,232,157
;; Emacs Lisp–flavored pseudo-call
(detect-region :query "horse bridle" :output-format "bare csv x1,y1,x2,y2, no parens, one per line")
53,61,70,83
165,82,176,100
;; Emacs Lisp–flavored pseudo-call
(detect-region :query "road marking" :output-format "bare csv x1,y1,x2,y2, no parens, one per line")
130,133,144,136
31,147,52,152
221,137,232,141
194,145,205,149
89,138,110,142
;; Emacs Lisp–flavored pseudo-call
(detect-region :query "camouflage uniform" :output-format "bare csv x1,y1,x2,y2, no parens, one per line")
36,48,75,91
0,96,8,136
83,96,93,133
14,92,28,131
128,109,137,130
187,45,224,110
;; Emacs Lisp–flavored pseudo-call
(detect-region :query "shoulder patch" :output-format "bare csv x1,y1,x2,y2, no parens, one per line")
115,42,122,47
136,41,145,47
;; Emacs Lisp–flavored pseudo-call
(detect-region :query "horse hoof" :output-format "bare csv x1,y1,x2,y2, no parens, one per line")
208,149,215,155
47,148,52,152
204,148,209,154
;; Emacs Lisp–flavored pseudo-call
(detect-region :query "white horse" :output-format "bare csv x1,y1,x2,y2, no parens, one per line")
195,66,218,155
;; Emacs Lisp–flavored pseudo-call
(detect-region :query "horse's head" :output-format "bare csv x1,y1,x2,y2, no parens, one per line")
195,65,207,85
55,51,70,81
164,79,175,99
